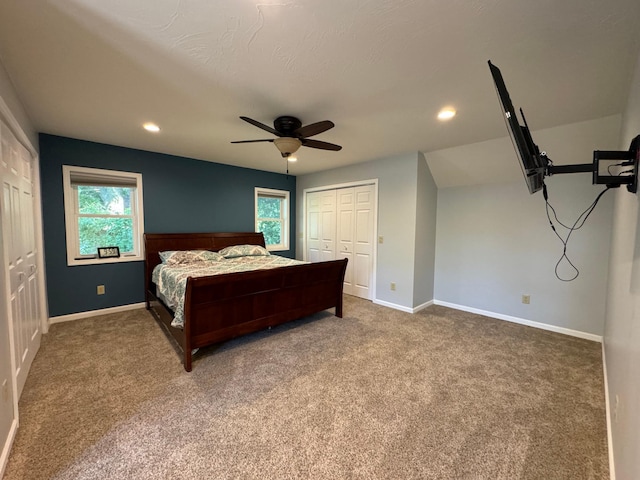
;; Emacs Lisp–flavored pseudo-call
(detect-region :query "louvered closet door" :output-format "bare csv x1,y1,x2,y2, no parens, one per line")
0,121,40,397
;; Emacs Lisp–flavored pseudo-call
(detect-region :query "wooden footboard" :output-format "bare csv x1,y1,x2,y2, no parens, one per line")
182,259,347,371
144,232,348,371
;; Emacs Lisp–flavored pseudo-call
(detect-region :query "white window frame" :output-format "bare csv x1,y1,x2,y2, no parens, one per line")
62,165,145,266
255,187,289,251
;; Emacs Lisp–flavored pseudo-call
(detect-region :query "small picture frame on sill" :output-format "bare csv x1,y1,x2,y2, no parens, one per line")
97,246,120,259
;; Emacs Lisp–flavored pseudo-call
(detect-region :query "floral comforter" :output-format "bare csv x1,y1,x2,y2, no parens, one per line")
152,255,307,328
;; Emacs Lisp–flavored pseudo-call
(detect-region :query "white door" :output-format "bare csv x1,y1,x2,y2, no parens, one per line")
352,185,374,299
306,183,375,300
337,188,355,295
306,190,336,262
319,190,336,261
306,191,321,262
0,204,14,470
0,122,40,397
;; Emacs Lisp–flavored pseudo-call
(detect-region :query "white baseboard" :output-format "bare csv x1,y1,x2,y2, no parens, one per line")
0,418,18,479
373,299,433,314
602,343,616,480
49,302,146,325
412,300,434,313
432,300,603,343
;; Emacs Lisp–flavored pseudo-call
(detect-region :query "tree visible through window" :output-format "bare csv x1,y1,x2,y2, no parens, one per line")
63,165,144,266
77,185,135,255
255,188,289,251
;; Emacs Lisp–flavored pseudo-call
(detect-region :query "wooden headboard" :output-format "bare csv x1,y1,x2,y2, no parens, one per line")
143,232,266,292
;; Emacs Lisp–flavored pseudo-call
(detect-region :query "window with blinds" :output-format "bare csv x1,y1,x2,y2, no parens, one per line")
63,165,144,266
255,187,289,251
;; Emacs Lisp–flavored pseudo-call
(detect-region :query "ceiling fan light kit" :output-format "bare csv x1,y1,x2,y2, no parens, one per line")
274,137,302,157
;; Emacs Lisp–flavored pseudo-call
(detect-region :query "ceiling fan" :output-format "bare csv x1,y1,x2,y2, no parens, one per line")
231,116,342,157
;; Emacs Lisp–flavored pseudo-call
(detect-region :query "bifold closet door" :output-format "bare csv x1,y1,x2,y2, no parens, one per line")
0,121,40,397
308,184,374,300
306,190,336,262
336,185,374,299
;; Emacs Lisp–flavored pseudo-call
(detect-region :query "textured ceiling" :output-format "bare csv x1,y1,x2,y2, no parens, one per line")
0,0,639,178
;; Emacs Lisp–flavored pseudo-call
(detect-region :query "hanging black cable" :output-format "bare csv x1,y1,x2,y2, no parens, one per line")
543,183,612,281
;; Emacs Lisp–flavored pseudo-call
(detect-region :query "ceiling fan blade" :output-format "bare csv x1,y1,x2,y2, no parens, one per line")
239,116,281,136
295,120,335,138
302,138,342,151
230,139,274,144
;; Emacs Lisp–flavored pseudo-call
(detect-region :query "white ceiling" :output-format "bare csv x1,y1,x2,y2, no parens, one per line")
0,0,639,178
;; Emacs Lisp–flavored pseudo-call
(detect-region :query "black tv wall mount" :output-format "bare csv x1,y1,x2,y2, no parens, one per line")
545,134,640,193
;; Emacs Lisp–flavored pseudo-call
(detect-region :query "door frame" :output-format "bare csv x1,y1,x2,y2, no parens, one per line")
302,179,378,301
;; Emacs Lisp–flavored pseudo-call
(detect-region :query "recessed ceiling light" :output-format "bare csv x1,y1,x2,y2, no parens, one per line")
143,122,160,132
437,108,456,121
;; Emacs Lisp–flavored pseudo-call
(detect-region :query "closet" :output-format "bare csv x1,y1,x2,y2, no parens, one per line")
306,183,375,300
0,119,42,397
0,98,46,476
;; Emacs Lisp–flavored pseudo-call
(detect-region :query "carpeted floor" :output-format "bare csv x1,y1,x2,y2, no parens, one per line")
4,296,608,479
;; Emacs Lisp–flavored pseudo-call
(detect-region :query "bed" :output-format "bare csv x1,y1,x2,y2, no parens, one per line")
144,232,348,371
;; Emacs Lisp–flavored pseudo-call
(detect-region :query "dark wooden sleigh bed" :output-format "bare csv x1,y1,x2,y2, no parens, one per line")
144,232,348,371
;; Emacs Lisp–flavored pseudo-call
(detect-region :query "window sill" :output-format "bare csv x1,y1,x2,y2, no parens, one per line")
67,254,144,267
266,245,289,252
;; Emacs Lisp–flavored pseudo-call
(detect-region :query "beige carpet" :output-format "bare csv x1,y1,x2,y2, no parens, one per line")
4,296,608,479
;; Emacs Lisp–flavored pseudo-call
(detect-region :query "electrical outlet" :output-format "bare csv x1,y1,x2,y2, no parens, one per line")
522,294,530,304
390,282,396,291
97,285,105,295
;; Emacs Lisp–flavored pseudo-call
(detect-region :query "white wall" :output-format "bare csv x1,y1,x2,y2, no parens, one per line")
435,174,613,336
604,50,640,480
413,152,437,307
0,57,37,477
297,152,437,309
432,115,622,337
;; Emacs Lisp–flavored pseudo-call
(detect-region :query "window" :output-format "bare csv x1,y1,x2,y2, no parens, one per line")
63,165,144,266
255,187,289,251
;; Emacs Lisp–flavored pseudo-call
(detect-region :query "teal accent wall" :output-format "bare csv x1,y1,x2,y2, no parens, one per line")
40,134,296,317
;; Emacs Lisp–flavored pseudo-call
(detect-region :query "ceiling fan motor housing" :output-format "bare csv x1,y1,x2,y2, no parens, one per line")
274,116,302,135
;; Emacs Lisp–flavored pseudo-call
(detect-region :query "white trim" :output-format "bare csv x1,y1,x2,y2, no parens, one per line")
49,302,146,324
32,154,50,334
373,298,434,314
0,418,18,480
62,165,145,266
304,179,377,194
254,186,290,251
373,299,412,313
412,300,434,313
0,96,36,157
433,300,603,342
602,342,616,480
